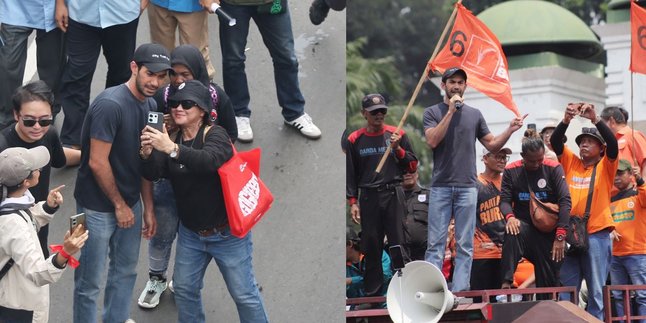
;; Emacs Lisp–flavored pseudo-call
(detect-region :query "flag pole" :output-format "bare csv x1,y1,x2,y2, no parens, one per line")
375,0,463,173
631,72,637,165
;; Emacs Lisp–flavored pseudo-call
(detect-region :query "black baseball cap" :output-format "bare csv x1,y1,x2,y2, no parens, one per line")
575,127,606,146
441,67,467,83
361,93,388,112
168,80,212,113
133,43,172,73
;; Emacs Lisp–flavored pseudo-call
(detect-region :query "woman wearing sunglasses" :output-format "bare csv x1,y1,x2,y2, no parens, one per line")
0,81,80,259
139,80,268,323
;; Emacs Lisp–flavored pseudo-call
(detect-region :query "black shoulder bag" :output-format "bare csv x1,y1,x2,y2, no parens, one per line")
566,165,597,256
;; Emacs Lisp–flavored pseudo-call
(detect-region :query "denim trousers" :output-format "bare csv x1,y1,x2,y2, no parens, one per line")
218,2,305,121
173,224,268,323
73,201,142,323
424,186,477,292
148,179,179,277
560,229,612,321
0,23,65,128
610,255,646,323
58,18,138,146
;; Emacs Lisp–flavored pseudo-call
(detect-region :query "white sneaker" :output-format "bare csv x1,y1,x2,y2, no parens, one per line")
235,116,253,143
137,276,168,309
168,280,175,293
284,113,322,139
125,320,136,323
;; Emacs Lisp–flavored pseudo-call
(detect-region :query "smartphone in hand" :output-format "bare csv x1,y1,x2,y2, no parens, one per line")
147,111,164,132
69,213,86,232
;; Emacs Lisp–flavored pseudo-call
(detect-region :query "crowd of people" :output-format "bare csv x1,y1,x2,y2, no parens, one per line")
346,67,646,321
0,0,341,322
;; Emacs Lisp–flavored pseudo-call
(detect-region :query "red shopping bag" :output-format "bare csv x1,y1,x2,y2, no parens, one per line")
218,146,273,237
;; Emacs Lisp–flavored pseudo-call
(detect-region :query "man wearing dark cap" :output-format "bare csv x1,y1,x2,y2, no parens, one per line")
346,93,417,297
72,43,171,323
550,103,618,320
423,67,526,292
609,159,646,321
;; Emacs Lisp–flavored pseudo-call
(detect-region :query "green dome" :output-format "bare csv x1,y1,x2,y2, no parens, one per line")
477,0,603,63
608,0,630,10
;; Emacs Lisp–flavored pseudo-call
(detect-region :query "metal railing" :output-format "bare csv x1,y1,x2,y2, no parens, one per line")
603,284,646,322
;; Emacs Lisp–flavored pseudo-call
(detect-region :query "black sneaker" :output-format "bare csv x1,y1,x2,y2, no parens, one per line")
309,0,330,25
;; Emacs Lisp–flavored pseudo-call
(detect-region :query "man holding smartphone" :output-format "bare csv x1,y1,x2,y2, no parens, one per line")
72,43,171,323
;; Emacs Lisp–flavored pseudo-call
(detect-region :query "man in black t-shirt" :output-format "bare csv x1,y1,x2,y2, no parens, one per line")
0,81,68,257
346,93,417,297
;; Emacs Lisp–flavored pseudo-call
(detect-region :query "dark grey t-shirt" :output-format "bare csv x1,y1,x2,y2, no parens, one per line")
423,102,490,187
75,84,155,212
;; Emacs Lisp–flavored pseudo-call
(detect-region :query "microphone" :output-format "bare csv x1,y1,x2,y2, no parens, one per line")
210,3,237,26
455,101,463,110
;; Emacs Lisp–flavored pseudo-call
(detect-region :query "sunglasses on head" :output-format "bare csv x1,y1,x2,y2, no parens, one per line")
20,116,53,127
369,108,387,116
168,100,197,110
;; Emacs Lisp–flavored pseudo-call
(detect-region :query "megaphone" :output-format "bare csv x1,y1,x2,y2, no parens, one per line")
387,261,459,323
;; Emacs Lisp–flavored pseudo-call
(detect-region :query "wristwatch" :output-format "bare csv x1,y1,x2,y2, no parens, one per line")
556,234,565,242
169,144,179,159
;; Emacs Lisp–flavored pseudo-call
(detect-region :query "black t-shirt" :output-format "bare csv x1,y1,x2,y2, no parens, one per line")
75,84,154,211
0,125,66,201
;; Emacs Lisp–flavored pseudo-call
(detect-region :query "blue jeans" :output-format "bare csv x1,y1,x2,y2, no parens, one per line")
73,201,142,323
610,255,646,323
218,2,305,121
560,229,612,320
173,224,268,323
148,179,179,277
424,186,477,292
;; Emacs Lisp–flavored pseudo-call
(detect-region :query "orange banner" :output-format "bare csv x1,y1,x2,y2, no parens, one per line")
631,1,646,74
429,3,519,116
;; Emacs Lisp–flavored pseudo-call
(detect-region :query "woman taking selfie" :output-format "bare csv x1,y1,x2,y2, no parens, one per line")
139,80,267,323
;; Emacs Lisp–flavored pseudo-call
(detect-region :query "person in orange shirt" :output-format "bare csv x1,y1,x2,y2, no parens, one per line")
470,147,510,291
601,107,646,178
610,159,646,322
550,103,618,321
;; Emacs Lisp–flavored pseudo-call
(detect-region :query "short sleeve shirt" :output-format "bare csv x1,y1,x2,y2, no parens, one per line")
559,146,617,233
74,84,155,212
423,103,490,187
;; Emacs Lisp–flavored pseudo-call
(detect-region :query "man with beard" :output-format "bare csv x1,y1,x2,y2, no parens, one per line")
423,67,526,292
72,43,170,323
470,147,511,291
346,93,417,297
550,103,618,320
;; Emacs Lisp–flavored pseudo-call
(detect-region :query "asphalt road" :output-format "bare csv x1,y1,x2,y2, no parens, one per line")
42,2,346,322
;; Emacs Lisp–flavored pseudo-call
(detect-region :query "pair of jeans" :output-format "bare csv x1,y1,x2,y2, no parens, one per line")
147,179,179,277
218,2,305,121
0,24,65,128
560,229,612,321
610,255,646,323
58,18,138,146
173,224,268,323
73,201,142,323
424,186,477,292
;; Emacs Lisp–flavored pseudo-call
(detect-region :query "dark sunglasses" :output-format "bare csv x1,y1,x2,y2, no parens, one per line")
21,117,53,127
369,108,387,116
168,100,197,110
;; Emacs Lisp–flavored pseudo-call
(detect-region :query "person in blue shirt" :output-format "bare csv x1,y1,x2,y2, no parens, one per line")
147,0,216,79
54,0,145,150
346,228,392,305
0,0,66,129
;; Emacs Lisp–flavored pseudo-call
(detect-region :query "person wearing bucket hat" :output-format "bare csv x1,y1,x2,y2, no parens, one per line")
72,43,170,323
609,159,646,321
550,102,618,320
423,67,526,292
0,146,88,323
140,80,268,322
347,93,417,299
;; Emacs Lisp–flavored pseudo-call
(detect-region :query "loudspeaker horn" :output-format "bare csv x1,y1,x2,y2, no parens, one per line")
387,260,459,323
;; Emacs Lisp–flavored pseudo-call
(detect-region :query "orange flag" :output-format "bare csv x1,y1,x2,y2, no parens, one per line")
631,1,646,74
429,3,519,116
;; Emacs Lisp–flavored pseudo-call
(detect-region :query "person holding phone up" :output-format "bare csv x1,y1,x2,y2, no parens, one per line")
140,80,268,323
0,146,88,323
